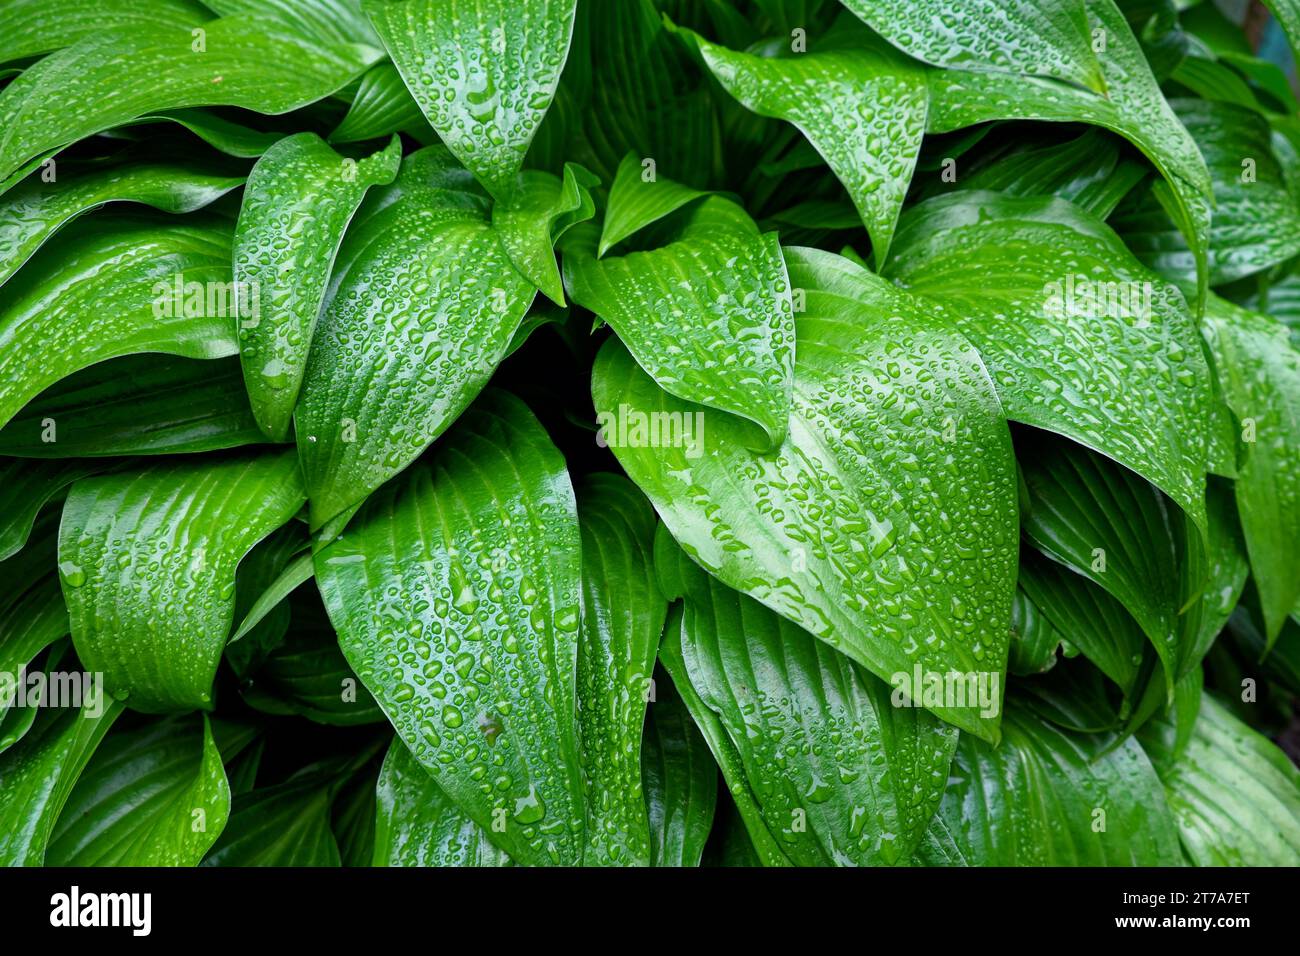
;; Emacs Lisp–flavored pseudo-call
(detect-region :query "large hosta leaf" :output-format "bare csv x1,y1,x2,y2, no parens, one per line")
0,356,262,459
641,669,716,868
1202,296,1300,642
916,702,1183,865
59,449,305,713
373,739,511,866
316,390,586,866
594,247,1018,739
363,0,577,198
576,474,664,866
683,21,927,266
566,196,794,449
0,214,238,432
841,0,1103,91
1114,100,1300,286
0,17,380,183
923,0,1213,299
46,714,229,865
1139,694,1300,865
887,191,1211,529
0,693,123,865
658,533,958,866
234,132,401,441
0,161,241,290
295,147,535,527
0,0,210,64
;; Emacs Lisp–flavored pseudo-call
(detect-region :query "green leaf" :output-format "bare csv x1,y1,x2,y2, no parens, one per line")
953,128,1146,220
1008,584,1062,677
0,214,239,433
0,642,70,754
492,164,598,307
0,17,380,183
59,449,306,713
0,692,123,865
373,739,511,866
202,0,380,47
203,765,342,866
363,0,577,198
0,160,242,291
1019,549,1145,696
566,195,795,449
0,581,70,732
0,0,210,64
229,552,313,647
1018,431,1186,693
915,702,1183,865
240,594,384,725
124,109,288,158
657,608,791,867
234,132,401,440
0,356,263,459
598,152,710,257
0,459,102,559
329,62,426,144
683,20,927,266
841,0,1104,92
295,146,535,527
544,0,716,188
594,247,1018,739
659,533,959,866
923,0,1213,301
1139,693,1300,865
1202,295,1300,642
641,668,717,867
1114,100,1300,286
316,390,586,866
331,757,379,867
1180,477,1249,669
224,522,304,677
575,473,665,866
46,714,230,865
887,190,1211,530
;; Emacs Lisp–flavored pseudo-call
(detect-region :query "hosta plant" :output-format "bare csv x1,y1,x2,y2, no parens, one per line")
1,0,1299,869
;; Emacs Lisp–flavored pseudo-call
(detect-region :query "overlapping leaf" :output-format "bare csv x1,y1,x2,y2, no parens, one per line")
295,146,535,527
46,714,229,865
363,0,576,198
0,17,380,183
887,191,1211,530
575,474,665,866
316,390,586,866
0,215,238,432
59,449,305,712
567,195,795,449
658,533,959,866
594,246,1018,739
234,132,401,440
